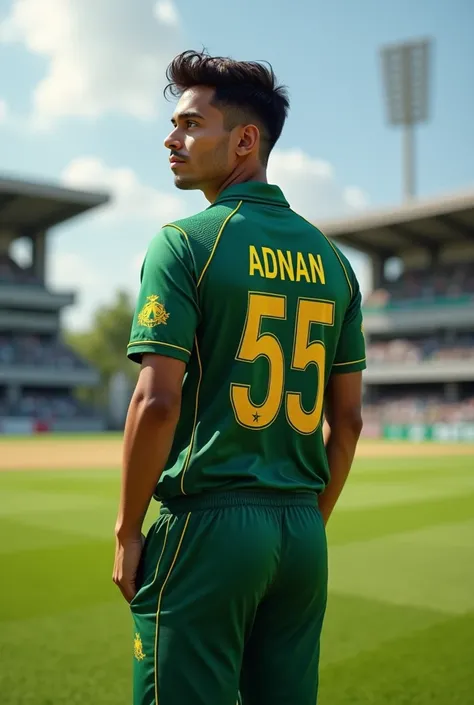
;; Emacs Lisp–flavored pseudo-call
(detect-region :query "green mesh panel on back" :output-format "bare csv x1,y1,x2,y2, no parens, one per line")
169,203,238,283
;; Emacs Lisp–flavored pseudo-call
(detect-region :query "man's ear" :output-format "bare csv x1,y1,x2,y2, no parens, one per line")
235,124,260,157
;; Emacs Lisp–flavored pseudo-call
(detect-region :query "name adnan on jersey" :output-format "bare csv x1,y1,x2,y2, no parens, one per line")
249,245,326,284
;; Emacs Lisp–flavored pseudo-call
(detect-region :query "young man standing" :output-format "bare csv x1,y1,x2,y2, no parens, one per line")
113,50,366,705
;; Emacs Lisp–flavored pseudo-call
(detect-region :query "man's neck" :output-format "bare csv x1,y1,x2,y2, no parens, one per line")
204,164,267,204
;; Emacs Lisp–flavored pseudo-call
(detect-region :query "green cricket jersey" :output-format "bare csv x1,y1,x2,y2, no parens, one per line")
127,182,366,500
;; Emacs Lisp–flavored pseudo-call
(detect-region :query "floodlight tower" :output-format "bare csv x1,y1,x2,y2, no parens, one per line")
380,37,432,200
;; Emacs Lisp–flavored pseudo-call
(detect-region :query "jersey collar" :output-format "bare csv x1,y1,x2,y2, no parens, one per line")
214,181,290,208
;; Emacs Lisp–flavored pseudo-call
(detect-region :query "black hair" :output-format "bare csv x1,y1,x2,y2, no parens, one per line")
164,50,290,164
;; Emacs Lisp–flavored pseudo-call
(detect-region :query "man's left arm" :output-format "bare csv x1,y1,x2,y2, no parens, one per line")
320,271,366,525
113,226,199,602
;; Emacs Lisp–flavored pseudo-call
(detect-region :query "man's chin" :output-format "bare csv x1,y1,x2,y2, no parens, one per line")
173,175,199,191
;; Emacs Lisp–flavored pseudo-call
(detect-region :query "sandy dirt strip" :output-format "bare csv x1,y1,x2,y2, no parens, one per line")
0,438,122,471
0,437,473,471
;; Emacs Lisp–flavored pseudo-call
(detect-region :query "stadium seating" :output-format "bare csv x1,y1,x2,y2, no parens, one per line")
0,391,95,420
0,334,89,369
363,396,474,424
0,334,97,420
0,254,42,285
367,334,474,364
365,261,474,308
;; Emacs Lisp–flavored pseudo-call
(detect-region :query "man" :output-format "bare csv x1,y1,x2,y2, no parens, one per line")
113,50,365,705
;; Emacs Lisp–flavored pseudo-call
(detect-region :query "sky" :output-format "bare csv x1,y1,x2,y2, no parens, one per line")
0,0,473,330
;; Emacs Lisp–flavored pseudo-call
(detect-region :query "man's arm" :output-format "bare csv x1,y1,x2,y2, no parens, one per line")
115,353,186,539
318,259,366,525
318,371,363,525
319,372,362,524
113,225,199,602
113,354,185,603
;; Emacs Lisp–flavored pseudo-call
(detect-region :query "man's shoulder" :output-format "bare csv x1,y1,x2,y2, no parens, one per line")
290,208,340,249
161,201,242,278
164,201,241,241
290,208,357,286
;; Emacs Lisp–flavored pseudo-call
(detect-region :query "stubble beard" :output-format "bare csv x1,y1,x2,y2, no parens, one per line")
173,135,231,193
173,175,198,191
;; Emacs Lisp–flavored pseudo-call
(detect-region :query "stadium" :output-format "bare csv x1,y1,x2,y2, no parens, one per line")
0,176,109,434
1,175,474,442
1,173,474,705
1,34,473,705
322,189,474,443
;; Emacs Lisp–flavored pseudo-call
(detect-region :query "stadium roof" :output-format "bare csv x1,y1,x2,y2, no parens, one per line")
319,188,474,257
0,175,110,237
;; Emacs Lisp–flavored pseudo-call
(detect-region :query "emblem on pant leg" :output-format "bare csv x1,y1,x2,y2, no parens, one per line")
134,633,146,661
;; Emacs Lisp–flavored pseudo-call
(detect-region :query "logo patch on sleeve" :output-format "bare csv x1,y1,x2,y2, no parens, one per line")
137,295,170,328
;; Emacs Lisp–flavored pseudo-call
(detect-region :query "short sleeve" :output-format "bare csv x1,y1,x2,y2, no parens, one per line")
127,226,199,364
332,273,367,374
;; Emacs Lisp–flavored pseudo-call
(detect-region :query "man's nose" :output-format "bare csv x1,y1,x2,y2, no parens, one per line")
164,129,182,151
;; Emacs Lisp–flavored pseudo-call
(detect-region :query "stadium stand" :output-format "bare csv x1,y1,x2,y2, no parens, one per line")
0,176,109,434
0,333,92,368
365,261,474,307
367,334,474,364
363,396,474,424
320,190,474,440
0,253,43,285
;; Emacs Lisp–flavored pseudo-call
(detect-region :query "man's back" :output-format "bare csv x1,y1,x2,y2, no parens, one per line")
128,181,366,500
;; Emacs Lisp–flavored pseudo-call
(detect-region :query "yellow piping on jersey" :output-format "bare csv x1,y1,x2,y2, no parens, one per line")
319,230,353,298
197,200,243,287
180,337,202,495
163,223,190,244
127,340,192,356
154,514,191,705
333,357,366,367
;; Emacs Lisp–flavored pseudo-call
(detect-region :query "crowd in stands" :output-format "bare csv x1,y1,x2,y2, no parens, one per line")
368,334,474,365
363,396,474,424
365,261,474,308
0,254,42,285
0,334,89,370
0,393,91,420
0,334,96,419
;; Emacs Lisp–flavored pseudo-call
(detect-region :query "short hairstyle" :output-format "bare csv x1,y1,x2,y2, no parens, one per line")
165,50,290,164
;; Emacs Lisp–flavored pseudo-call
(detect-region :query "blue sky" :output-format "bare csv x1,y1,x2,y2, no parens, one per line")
0,0,473,329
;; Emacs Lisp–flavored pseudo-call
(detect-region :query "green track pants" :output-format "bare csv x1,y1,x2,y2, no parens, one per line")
130,490,328,705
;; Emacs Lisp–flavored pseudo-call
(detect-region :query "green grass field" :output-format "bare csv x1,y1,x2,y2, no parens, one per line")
1,443,473,704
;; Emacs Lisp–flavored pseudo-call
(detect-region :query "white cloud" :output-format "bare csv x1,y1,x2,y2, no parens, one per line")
268,148,369,221
154,0,179,26
344,186,369,210
48,251,105,329
50,252,101,294
0,0,182,124
61,157,187,225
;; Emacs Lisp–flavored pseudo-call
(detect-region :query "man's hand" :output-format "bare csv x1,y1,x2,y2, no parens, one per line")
113,532,145,603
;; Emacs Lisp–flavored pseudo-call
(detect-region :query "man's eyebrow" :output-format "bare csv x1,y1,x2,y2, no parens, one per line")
171,110,205,124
